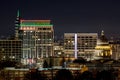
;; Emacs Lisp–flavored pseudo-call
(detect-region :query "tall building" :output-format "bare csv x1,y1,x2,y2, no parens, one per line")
64,33,98,60
19,20,54,64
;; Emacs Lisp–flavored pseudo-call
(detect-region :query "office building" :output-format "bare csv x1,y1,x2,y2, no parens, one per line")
54,41,64,57
64,33,97,60
19,20,54,64
0,11,22,62
0,39,22,62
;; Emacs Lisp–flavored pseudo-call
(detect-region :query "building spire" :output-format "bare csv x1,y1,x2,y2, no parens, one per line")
101,30,104,36
17,10,20,17
15,10,20,40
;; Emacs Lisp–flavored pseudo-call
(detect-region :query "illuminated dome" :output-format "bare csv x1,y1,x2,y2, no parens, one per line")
97,30,109,46
99,30,108,42
94,30,112,59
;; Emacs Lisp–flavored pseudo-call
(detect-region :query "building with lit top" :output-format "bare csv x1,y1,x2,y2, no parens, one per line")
64,33,98,60
19,20,54,64
95,30,112,59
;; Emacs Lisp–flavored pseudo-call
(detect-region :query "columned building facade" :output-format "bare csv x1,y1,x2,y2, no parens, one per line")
19,20,54,64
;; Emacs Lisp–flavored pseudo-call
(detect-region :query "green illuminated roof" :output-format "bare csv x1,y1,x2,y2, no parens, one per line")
20,24,53,27
21,22,50,25
20,20,53,27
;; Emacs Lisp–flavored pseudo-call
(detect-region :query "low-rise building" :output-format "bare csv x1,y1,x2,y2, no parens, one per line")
0,39,22,62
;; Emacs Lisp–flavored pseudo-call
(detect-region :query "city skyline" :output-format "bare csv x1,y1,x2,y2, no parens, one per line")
0,0,120,38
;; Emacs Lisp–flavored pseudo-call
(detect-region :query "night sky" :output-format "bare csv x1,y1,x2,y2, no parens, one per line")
0,0,120,38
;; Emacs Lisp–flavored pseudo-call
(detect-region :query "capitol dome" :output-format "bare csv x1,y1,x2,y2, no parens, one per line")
94,30,112,60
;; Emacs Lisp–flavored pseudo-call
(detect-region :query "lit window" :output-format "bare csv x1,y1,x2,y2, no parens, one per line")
55,48,57,50
30,27,32,30
27,27,29,29
85,43,88,45
58,52,61,55
68,41,70,43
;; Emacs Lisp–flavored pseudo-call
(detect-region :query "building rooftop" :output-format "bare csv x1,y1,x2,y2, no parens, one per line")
20,20,53,27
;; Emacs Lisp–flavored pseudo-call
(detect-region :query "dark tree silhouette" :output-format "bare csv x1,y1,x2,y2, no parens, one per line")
43,60,48,68
54,69,74,80
60,57,66,68
73,57,86,64
67,56,71,63
0,59,18,70
49,56,53,68
81,71,93,80
74,70,82,80
96,70,114,80
24,69,47,80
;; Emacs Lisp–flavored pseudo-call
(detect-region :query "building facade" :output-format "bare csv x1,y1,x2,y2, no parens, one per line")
64,33,98,60
109,41,120,60
53,41,64,57
0,39,22,62
1,67,82,80
19,20,54,64
95,30,112,59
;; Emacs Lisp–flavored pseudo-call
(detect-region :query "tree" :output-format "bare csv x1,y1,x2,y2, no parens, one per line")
73,57,86,64
0,59,18,70
49,56,53,68
54,69,74,80
60,57,66,68
74,70,82,80
67,56,71,63
96,70,114,80
81,71,93,80
43,60,48,68
24,69,47,80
